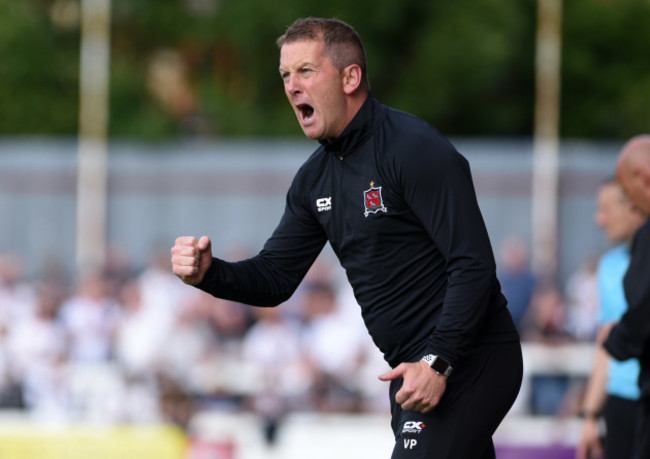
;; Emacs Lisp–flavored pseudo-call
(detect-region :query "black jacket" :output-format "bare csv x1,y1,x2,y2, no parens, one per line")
198,96,519,368
604,218,650,396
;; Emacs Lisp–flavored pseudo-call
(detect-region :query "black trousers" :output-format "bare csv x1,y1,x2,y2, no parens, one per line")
389,341,523,459
633,396,650,459
603,395,641,459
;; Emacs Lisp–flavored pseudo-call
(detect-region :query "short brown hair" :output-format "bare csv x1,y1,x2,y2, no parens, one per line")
277,17,370,91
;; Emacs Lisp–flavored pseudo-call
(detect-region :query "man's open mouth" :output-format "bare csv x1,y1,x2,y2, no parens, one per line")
297,104,314,121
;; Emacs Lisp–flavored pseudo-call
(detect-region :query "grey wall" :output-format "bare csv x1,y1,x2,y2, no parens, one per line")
0,137,624,286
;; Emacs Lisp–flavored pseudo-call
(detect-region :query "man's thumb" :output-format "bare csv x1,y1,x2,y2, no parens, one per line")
378,366,403,382
197,235,212,254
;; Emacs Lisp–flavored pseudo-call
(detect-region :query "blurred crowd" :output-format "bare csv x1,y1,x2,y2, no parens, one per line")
0,235,602,434
498,235,600,345
498,235,600,418
0,246,388,437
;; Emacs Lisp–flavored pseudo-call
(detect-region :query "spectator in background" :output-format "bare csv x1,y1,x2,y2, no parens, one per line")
522,280,576,416
116,259,209,425
521,280,571,345
59,271,121,362
111,284,162,425
565,254,600,342
132,245,205,375
159,291,227,402
577,178,645,459
6,281,68,417
204,298,253,352
603,135,650,458
0,253,37,333
298,280,368,413
241,306,305,445
114,280,167,378
139,246,198,319
0,253,37,409
103,244,134,300
498,235,538,333
116,252,203,380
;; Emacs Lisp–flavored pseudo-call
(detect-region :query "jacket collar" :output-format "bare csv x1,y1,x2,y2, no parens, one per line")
319,96,385,158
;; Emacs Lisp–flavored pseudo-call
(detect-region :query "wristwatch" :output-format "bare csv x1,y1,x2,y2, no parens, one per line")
421,354,453,376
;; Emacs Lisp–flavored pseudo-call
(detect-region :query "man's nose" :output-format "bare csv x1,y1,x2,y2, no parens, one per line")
285,74,301,94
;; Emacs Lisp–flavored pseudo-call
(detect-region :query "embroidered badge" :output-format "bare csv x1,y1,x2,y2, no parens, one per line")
363,181,388,217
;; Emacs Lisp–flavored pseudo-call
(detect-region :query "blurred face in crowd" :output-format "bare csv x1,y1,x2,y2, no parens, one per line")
595,182,644,244
279,39,358,141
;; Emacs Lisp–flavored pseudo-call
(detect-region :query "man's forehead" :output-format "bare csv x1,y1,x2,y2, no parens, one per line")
280,39,324,63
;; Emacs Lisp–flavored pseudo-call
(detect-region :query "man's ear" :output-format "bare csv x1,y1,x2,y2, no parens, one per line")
342,64,363,95
641,165,650,188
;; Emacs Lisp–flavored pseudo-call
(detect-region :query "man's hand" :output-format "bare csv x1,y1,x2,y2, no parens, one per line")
576,417,604,459
171,236,213,285
598,322,616,343
378,360,447,413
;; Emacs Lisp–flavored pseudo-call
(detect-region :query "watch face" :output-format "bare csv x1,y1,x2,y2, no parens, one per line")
431,356,452,376
421,354,452,376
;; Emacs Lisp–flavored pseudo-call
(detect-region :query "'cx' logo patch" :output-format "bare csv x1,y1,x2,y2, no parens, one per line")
316,197,332,212
402,421,426,434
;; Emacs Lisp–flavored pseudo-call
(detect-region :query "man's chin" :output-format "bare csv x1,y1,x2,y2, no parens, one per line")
301,126,322,140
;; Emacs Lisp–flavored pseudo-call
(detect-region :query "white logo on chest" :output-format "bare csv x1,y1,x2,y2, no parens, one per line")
316,197,332,212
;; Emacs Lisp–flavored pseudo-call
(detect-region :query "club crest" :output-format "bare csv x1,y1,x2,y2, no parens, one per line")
363,181,388,217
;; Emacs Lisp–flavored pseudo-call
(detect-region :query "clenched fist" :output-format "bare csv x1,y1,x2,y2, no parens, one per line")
170,236,213,285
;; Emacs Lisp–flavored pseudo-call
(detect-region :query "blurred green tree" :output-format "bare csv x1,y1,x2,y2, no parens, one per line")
561,0,650,138
0,0,648,140
0,1,79,134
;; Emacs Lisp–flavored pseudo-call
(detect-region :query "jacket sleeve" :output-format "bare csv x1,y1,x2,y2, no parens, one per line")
197,180,328,306
397,131,499,364
604,220,650,360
